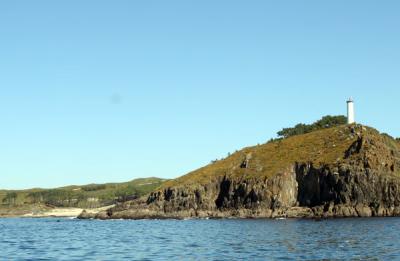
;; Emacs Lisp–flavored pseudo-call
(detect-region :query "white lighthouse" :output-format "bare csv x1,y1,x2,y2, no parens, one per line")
347,98,355,124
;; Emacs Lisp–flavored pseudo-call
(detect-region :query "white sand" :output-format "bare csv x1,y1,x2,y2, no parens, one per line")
22,205,114,218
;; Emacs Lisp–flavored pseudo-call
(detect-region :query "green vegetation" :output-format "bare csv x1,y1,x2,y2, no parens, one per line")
0,177,166,209
277,115,347,139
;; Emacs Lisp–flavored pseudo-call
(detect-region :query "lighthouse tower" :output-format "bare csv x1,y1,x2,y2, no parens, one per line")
347,98,355,124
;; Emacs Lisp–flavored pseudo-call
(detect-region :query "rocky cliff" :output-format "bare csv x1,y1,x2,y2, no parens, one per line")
79,124,400,219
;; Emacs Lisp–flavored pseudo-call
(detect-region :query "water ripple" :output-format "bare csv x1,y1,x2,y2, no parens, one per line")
0,218,399,260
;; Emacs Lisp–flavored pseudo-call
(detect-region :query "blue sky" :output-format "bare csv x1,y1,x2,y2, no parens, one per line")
1,1,399,189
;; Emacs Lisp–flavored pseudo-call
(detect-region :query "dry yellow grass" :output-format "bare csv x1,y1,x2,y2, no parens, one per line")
162,125,362,188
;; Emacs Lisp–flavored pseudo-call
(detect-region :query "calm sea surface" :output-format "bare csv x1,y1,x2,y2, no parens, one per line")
0,217,399,260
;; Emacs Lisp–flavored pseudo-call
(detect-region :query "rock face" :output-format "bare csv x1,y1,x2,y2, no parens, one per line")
79,125,400,220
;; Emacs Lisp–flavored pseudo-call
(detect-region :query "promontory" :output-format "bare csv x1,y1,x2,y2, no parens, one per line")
79,121,400,219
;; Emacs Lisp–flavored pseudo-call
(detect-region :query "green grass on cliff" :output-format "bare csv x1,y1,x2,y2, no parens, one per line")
162,124,396,188
0,177,166,209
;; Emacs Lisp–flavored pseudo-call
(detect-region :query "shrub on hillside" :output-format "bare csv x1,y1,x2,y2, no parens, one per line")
81,184,107,192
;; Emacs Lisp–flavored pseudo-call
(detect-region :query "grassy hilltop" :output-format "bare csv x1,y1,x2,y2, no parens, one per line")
162,115,400,188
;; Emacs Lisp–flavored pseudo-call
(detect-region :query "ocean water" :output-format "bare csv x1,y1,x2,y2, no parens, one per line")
0,217,399,260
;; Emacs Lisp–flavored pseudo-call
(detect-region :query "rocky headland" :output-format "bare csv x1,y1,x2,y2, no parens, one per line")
79,124,400,220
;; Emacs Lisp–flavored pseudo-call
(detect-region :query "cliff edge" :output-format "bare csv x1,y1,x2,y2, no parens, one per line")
80,124,400,219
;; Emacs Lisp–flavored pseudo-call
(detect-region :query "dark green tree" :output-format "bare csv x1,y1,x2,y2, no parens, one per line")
2,192,18,205
27,191,44,204
277,115,347,139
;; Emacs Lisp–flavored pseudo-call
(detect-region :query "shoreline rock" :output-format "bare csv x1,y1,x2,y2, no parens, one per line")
78,205,400,220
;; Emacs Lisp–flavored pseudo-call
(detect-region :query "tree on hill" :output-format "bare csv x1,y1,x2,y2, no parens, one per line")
2,192,18,205
27,189,75,207
277,115,347,139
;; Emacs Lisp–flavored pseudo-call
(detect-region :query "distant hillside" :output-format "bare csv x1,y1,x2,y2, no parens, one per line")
0,177,166,211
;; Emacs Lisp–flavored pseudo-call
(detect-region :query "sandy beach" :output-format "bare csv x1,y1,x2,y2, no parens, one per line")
22,205,114,218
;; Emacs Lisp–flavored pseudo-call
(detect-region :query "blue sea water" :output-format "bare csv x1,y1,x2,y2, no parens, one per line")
0,217,399,260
